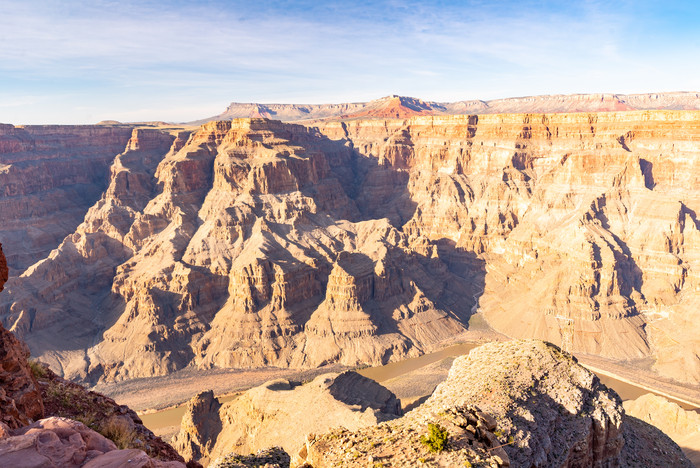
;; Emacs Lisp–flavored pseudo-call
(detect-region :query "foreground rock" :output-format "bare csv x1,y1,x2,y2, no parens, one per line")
0,317,44,429
417,340,624,467
0,241,189,466
172,371,401,465
0,416,187,468
289,340,691,467
292,405,509,467
36,363,187,464
209,447,289,468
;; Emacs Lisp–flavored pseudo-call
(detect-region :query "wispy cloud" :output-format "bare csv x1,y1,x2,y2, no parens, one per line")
1,0,699,123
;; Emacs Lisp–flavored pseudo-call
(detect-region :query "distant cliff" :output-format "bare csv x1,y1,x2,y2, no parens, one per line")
196,92,700,123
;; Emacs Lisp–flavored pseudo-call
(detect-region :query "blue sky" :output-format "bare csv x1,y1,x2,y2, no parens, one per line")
1,0,699,124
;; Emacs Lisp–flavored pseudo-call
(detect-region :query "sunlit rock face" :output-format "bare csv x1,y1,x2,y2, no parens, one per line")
1,110,699,386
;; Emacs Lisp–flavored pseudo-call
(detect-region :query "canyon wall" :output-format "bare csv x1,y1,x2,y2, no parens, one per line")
0,111,698,387
0,124,134,275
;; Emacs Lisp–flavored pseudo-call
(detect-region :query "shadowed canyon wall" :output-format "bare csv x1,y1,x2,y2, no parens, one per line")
0,111,698,387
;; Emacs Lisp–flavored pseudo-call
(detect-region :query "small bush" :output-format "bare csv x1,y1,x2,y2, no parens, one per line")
99,417,138,449
420,422,449,453
28,360,47,379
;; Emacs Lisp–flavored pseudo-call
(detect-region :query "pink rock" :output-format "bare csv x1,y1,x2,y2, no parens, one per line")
83,448,186,468
0,417,114,468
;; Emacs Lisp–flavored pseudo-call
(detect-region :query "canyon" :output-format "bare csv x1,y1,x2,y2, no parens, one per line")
0,98,699,398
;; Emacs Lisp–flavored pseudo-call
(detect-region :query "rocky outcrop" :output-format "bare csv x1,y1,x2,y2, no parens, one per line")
292,339,682,467
209,447,289,468
172,371,402,465
2,110,700,387
0,242,44,429
409,340,624,467
0,324,43,429
293,405,509,467
0,322,190,467
0,417,185,468
172,391,221,463
36,363,186,464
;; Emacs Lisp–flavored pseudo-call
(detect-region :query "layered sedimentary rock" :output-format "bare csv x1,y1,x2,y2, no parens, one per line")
1,110,700,386
0,124,134,274
173,371,401,465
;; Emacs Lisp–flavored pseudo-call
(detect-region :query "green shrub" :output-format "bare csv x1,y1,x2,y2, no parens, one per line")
420,422,449,453
28,360,47,379
99,417,138,449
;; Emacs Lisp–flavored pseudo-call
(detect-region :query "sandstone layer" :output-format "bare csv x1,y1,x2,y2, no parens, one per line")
1,110,699,388
172,371,402,465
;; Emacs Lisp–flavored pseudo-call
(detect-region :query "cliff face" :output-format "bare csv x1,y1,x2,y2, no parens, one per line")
1,111,699,386
317,111,700,383
0,124,134,275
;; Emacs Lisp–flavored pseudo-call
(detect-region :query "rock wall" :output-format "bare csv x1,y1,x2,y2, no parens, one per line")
1,111,699,386
0,124,134,274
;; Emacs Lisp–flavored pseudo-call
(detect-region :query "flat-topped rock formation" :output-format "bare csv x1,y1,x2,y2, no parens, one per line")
0,110,699,389
198,92,700,123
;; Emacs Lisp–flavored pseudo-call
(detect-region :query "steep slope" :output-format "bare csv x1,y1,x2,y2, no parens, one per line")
624,393,700,465
0,124,134,274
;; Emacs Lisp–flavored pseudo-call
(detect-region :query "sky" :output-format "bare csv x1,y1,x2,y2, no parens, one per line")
1,0,699,124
